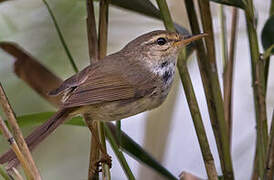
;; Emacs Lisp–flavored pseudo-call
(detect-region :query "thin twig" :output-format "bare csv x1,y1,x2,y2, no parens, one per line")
11,167,24,180
263,110,274,179
0,84,41,180
156,0,218,179
223,7,239,144
42,0,79,73
0,115,31,179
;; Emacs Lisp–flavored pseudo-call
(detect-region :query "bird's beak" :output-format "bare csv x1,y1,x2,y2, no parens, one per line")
174,33,208,47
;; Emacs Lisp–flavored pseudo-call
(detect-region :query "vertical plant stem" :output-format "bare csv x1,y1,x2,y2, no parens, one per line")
219,5,228,68
85,1,100,179
0,84,41,180
197,1,233,179
263,110,274,179
224,7,239,144
245,0,268,178
84,115,100,180
184,0,234,179
177,57,218,180
105,126,135,180
86,0,98,63
42,0,78,73
98,0,111,179
156,0,218,179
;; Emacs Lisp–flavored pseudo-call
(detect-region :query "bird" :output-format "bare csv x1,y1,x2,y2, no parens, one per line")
0,30,207,169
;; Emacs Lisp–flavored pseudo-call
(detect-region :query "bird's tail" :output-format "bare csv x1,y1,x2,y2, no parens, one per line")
0,108,71,167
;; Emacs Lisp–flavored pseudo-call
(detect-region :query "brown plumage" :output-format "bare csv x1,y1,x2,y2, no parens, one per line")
0,30,207,167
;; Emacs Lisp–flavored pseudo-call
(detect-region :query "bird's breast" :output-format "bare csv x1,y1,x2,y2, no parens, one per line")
151,59,176,97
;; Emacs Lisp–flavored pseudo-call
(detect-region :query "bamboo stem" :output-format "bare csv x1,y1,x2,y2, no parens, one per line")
184,0,234,179
244,0,268,178
263,110,274,179
86,0,99,63
197,1,233,179
219,5,228,68
0,117,27,180
224,7,239,144
156,0,218,179
0,84,41,180
85,0,100,179
177,57,218,180
98,0,111,179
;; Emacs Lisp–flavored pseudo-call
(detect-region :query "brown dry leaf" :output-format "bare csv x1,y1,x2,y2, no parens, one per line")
0,42,63,107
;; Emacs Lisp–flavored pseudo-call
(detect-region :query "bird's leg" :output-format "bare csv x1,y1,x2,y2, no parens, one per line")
89,122,112,169
84,115,112,172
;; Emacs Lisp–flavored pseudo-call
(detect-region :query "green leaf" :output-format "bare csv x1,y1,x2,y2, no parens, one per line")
262,15,274,54
262,44,274,60
15,112,85,127
0,164,10,180
209,0,245,8
109,0,161,19
3,112,176,179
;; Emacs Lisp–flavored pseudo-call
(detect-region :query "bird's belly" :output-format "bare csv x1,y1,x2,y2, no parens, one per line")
80,95,165,121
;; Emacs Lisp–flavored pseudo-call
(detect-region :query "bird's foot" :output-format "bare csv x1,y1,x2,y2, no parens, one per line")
95,154,112,172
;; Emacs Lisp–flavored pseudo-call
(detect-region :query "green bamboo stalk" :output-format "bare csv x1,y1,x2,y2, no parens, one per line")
219,5,228,68
196,1,234,179
105,126,135,180
177,55,218,180
263,110,274,180
184,0,234,179
244,1,268,179
98,0,111,179
42,0,78,73
155,1,218,179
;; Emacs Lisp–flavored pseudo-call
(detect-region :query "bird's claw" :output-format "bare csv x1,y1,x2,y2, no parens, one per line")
95,154,112,172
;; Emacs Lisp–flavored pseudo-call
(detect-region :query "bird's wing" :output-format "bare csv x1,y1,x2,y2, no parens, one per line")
57,57,156,108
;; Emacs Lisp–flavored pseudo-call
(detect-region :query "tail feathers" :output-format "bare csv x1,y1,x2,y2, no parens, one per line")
0,108,71,166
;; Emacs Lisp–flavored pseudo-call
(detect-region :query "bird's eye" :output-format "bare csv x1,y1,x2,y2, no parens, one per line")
157,37,167,46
